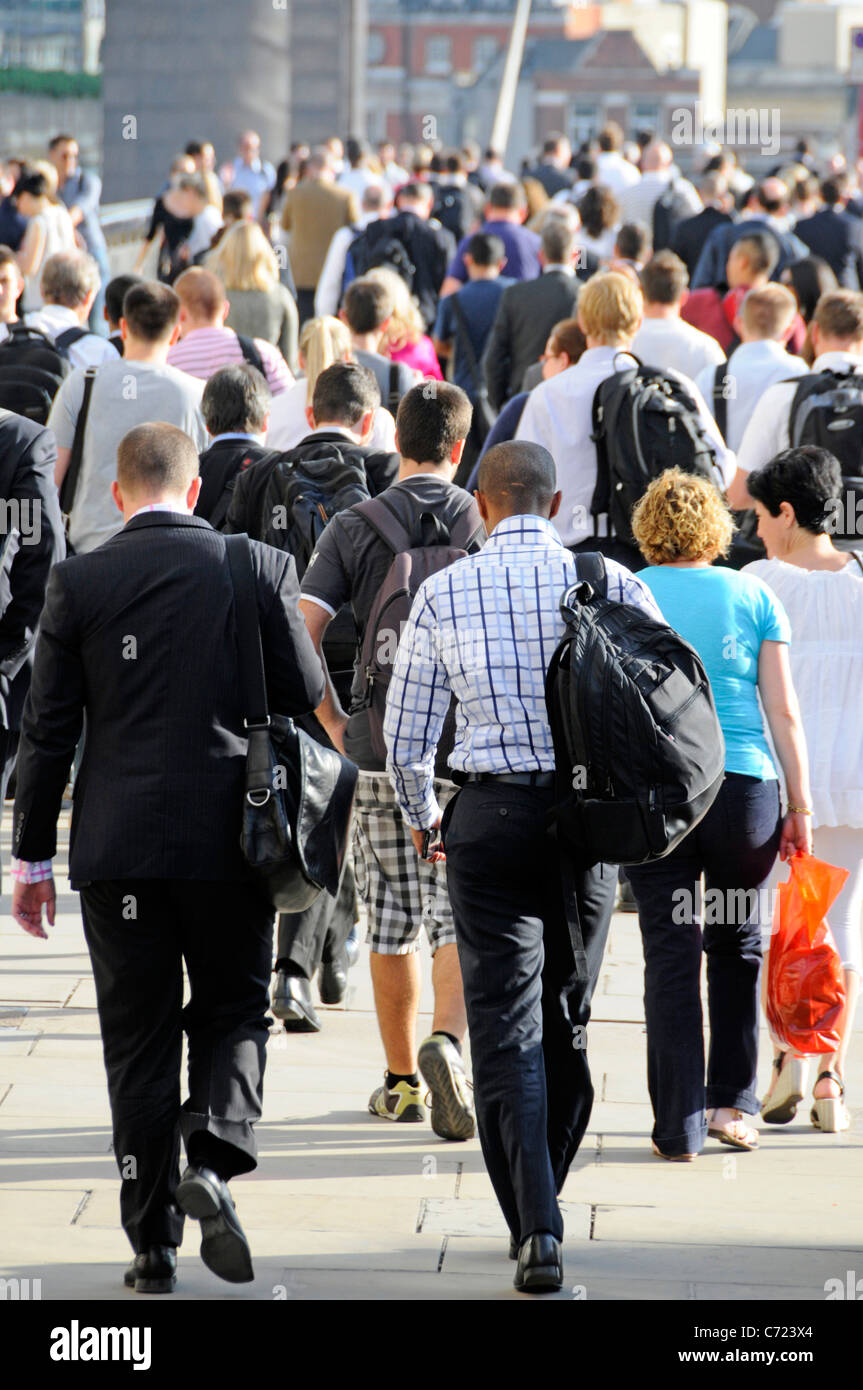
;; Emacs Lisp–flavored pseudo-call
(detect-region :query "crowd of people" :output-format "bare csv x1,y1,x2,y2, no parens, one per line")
1,118,861,1297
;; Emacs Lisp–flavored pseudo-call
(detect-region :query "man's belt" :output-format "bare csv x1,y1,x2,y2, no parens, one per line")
461,771,555,788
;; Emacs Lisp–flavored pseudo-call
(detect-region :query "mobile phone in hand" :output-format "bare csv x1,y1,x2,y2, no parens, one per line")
421,829,442,860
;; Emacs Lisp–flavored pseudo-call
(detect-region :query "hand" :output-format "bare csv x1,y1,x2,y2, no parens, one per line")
326,714,348,756
12,878,55,939
410,820,445,864
780,812,812,862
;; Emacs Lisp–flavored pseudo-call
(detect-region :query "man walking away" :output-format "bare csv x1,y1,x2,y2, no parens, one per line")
384,440,663,1292
194,363,274,528
11,422,325,1293
298,383,482,1139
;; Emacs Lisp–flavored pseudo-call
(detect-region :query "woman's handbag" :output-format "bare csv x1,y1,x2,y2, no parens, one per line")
225,534,358,913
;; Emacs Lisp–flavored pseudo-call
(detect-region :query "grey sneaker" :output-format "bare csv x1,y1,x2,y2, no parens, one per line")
418,1033,476,1142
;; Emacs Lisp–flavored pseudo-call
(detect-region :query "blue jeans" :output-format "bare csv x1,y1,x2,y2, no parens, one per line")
626,773,781,1156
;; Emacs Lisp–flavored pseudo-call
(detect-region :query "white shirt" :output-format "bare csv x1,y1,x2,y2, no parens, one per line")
339,167,388,202
633,316,725,384
17,305,119,368
186,204,223,259
516,344,735,546
619,169,700,228
266,377,396,453
314,212,379,318
595,152,641,197
695,340,808,453
736,351,863,475
20,204,77,311
574,226,618,262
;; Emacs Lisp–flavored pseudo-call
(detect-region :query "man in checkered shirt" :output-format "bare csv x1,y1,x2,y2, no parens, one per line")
384,439,664,1293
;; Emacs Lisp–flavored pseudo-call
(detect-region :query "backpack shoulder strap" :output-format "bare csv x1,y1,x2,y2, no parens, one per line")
449,292,484,395
59,365,98,517
352,491,416,556
387,361,401,414
54,326,91,351
573,550,608,599
448,493,484,552
236,333,265,376
224,533,269,726
713,361,728,439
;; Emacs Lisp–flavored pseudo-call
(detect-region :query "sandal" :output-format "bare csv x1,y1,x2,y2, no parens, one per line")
810,1070,850,1134
651,1141,697,1162
761,1052,808,1125
707,1108,759,1151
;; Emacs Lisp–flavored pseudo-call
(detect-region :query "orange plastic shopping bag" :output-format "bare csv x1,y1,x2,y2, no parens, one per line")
766,854,848,1054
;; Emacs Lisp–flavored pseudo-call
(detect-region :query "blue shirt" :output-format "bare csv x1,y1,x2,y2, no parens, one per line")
447,219,542,284
384,515,664,828
59,170,107,258
638,565,791,780
433,277,514,397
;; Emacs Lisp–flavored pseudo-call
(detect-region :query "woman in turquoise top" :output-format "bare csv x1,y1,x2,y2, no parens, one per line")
625,469,812,1159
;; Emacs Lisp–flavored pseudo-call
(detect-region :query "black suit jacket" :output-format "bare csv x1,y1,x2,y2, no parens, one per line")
0,411,65,731
482,269,581,410
670,207,735,281
12,513,325,882
195,437,275,529
793,208,863,289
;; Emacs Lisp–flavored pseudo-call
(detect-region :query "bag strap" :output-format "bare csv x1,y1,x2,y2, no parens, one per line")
572,550,608,600
224,533,270,727
54,326,91,352
449,292,485,396
59,365,98,518
236,333,265,376
713,361,728,440
851,551,863,578
387,361,401,414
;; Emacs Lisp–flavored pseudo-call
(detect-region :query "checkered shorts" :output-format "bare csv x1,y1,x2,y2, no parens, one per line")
352,773,457,956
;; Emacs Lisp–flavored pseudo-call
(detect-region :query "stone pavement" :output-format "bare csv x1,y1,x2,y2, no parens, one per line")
1,811,862,1302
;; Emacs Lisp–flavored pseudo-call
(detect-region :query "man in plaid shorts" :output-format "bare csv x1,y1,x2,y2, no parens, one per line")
298,383,483,1139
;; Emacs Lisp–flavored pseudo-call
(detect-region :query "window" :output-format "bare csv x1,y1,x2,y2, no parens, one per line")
473,36,498,73
572,104,595,146
425,35,452,75
367,31,386,65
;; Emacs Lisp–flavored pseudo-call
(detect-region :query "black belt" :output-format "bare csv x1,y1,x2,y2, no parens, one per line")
463,771,555,788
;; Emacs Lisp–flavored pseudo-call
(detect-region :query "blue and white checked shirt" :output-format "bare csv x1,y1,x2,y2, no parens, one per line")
384,515,665,829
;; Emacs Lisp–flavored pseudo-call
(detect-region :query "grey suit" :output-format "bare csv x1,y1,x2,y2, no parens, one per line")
483,270,581,410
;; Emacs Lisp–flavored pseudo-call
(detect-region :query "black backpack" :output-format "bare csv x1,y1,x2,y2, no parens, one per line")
0,323,90,425
545,552,724,868
257,448,371,581
432,185,472,241
590,352,722,545
652,179,683,254
348,229,417,292
788,368,863,542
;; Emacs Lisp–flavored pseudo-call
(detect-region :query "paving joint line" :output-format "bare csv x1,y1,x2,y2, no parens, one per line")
70,1190,93,1224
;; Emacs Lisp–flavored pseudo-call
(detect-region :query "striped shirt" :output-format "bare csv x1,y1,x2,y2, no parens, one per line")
167,325,292,396
384,514,665,829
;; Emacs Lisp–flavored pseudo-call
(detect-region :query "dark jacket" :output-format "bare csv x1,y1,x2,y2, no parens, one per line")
0,411,65,731
482,269,581,410
670,207,735,281
195,437,276,529
691,217,808,291
349,209,456,330
793,207,863,290
12,512,324,881
522,163,575,198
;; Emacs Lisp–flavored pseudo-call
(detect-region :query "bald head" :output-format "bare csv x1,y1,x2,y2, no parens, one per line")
174,267,226,324
641,141,672,173
477,441,558,522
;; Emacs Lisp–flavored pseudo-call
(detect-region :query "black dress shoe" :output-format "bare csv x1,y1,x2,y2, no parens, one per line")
123,1245,177,1294
508,1233,519,1261
271,970,321,1032
319,949,349,1005
513,1232,563,1293
175,1165,254,1284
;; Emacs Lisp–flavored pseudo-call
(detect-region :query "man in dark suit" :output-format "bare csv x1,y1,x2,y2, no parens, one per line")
482,217,586,411
691,179,808,290
11,422,324,1294
0,410,65,887
522,134,576,199
669,172,736,281
794,173,863,290
195,361,275,529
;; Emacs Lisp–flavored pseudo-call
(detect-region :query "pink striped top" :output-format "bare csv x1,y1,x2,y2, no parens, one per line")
167,326,293,396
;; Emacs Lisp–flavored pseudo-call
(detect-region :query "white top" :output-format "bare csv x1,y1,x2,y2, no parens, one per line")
574,226,618,262
619,170,701,228
20,204,77,311
265,377,396,452
515,344,736,546
632,316,725,384
744,555,863,828
736,350,863,475
23,305,119,368
695,339,808,452
595,152,641,197
186,204,223,259
314,212,377,318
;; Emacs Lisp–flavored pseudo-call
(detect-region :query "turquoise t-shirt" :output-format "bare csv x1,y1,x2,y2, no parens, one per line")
639,565,792,780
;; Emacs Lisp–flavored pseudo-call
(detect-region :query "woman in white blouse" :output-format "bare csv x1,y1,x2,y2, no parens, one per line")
266,315,396,452
745,446,863,1133
15,167,77,312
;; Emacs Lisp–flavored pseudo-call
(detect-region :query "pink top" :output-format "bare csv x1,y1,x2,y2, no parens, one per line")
390,336,444,380
168,326,293,395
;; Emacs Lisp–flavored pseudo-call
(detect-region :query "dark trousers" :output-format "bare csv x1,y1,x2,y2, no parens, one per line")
571,535,644,573
276,857,356,975
296,288,317,327
0,728,18,894
80,878,274,1252
442,781,615,1244
626,773,781,1155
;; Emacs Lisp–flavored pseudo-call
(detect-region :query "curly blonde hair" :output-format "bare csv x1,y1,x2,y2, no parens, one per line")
365,266,424,351
631,468,734,565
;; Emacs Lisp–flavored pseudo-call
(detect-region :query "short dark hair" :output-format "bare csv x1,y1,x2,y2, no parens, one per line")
121,281,180,341
746,446,844,535
541,217,576,265
342,278,391,335
395,383,472,465
105,273,144,326
640,250,688,304
598,122,623,153
615,221,651,263
14,171,49,200
201,363,272,436
466,232,506,267
821,173,849,207
184,140,204,157
734,231,780,279
223,189,253,221
488,182,526,212
49,133,76,150
117,422,199,495
477,440,557,513
311,361,380,426
578,185,619,238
